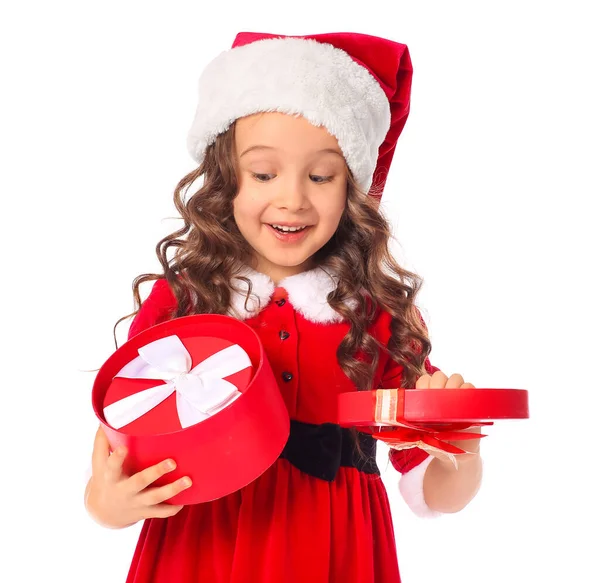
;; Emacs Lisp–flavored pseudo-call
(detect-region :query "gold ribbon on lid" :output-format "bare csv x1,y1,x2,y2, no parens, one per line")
371,388,484,469
374,389,405,425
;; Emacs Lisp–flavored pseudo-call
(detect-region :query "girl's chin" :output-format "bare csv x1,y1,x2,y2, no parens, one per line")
261,253,313,270
254,246,315,272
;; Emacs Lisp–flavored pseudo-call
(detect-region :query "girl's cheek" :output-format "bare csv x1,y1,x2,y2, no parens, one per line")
235,194,267,220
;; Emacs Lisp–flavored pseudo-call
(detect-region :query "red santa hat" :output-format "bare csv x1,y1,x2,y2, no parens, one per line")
186,32,413,199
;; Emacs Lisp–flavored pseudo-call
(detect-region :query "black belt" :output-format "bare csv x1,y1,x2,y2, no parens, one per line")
280,420,379,481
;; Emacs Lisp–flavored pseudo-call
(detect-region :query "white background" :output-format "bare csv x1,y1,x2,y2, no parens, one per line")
2,1,598,582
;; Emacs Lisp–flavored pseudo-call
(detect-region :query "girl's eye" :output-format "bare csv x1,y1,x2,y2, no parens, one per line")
251,173,333,183
310,175,333,184
252,173,276,182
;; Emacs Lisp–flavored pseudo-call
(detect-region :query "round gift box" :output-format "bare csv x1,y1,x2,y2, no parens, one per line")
92,314,290,505
338,388,529,426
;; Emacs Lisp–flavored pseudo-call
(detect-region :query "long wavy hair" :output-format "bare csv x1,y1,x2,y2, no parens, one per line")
115,121,432,391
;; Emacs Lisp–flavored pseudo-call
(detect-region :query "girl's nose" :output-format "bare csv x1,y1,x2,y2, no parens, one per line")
272,176,309,212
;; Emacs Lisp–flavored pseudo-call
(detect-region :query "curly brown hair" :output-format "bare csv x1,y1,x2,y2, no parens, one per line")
116,121,432,391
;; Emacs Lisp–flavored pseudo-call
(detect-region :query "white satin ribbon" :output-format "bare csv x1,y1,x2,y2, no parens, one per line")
103,335,251,430
388,441,460,469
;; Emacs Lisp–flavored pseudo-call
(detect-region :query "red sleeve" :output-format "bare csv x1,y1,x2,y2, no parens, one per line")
389,447,429,474
380,355,439,389
127,279,178,340
424,357,440,375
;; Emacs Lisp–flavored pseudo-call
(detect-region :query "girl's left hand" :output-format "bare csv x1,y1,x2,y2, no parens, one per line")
415,371,482,454
416,371,475,390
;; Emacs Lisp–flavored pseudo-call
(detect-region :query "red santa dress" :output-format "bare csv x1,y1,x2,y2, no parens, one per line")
124,266,441,583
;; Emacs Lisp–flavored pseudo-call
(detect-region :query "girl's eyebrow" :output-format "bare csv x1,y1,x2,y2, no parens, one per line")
239,145,344,158
239,145,276,158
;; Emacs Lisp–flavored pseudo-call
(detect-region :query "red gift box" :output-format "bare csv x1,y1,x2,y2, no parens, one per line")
338,388,529,462
92,314,290,505
338,388,529,426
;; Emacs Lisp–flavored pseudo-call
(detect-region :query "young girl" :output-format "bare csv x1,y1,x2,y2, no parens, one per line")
85,31,483,583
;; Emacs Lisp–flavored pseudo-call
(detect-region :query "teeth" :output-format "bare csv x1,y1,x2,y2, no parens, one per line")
271,224,307,232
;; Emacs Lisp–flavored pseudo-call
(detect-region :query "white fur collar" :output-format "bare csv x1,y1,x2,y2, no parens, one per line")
228,265,354,324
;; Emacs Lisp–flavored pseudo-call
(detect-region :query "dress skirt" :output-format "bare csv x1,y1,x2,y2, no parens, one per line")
126,457,401,583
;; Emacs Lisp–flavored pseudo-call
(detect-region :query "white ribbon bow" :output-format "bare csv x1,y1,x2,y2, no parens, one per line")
103,335,251,430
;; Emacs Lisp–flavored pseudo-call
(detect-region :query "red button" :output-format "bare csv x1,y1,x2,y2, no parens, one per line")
273,287,288,306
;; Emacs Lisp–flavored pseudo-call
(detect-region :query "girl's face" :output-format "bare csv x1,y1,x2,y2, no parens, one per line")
233,112,348,283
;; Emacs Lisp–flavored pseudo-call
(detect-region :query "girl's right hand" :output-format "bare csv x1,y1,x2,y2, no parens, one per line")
85,426,193,529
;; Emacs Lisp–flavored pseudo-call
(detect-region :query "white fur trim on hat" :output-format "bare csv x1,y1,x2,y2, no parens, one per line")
398,455,443,518
187,37,391,193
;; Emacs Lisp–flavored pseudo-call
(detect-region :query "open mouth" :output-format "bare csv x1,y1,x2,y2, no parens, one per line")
266,223,312,241
269,224,308,233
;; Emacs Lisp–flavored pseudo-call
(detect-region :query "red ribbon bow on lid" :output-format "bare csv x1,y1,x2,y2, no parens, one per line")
368,389,489,467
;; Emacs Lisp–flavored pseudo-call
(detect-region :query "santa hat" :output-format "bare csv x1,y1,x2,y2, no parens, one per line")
186,32,413,199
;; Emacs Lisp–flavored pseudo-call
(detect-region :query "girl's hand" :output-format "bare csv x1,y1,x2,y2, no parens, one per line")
416,370,474,390
85,426,192,529
416,371,482,456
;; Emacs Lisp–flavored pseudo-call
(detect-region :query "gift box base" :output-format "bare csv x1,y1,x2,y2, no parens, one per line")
93,314,291,505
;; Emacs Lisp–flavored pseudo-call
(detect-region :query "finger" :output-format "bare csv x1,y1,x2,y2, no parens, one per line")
126,459,178,494
460,382,476,389
429,370,448,389
143,504,185,520
446,374,465,389
415,374,430,389
104,445,128,483
91,426,110,477
138,477,193,507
